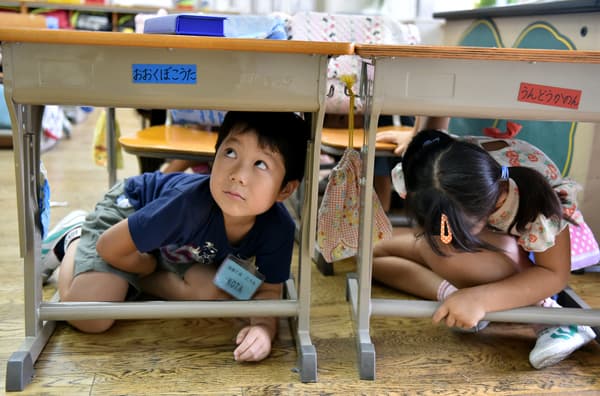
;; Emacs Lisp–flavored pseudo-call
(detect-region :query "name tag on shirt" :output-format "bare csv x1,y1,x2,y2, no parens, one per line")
213,254,264,300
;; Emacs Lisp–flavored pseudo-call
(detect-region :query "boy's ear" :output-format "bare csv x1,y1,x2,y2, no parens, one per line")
276,180,300,202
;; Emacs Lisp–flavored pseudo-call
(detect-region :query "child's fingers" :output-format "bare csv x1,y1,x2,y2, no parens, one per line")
444,316,457,328
233,329,253,360
235,326,250,345
233,342,249,361
234,342,263,362
375,132,394,142
432,305,449,325
233,326,253,360
233,326,270,362
433,305,463,328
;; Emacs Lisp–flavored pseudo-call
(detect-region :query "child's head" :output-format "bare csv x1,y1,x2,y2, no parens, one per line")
210,111,310,219
402,130,563,255
216,111,310,186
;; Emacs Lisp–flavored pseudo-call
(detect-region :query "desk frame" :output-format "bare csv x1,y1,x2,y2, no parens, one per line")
351,45,600,380
0,28,354,390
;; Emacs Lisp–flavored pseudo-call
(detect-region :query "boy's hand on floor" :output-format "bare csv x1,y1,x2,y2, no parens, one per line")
233,325,272,362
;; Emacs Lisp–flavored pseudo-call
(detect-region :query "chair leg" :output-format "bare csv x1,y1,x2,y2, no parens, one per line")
134,109,168,174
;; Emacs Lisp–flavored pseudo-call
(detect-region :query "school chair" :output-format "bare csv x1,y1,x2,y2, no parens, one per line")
119,124,218,166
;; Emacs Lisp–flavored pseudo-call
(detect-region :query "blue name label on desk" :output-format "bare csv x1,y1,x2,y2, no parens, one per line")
132,64,197,84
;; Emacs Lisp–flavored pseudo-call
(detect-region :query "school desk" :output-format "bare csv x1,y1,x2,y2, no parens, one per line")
351,44,600,380
0,27,354,390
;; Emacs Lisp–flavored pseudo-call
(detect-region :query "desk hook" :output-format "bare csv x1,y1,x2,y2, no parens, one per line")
327,85,335,97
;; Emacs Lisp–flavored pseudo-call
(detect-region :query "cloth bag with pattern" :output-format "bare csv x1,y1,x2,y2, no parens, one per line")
317,148,393,262
317,74,393,262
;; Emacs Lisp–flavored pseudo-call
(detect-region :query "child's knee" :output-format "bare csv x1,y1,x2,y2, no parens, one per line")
373,241,388,257
69,319,116,333
60,272,128,333
60,271,129,305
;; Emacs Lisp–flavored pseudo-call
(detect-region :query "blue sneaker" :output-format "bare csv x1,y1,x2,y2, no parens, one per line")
41,210,87,283
529,324,596,369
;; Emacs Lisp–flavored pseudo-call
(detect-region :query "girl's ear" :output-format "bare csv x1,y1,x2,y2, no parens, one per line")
277,180,300,202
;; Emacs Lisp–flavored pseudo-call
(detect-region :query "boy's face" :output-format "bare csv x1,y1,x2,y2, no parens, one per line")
210,130,296,220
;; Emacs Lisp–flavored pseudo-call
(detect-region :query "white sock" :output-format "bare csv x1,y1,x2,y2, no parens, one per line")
533,297,562,334
436,279,458,301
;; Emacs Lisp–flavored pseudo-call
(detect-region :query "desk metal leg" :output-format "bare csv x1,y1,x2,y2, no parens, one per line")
285,279,317,382
6,103,56,391
347,72,382,380
346,273,376,380
559,286,600,336
106,107,117,187
292,108,327,383
6,321,56,392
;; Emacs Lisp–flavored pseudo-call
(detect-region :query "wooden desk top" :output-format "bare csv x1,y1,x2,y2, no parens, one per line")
355,44,600,64
119,125,217,158
0,27,354,55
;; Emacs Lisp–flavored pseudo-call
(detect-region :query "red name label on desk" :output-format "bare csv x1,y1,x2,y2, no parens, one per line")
517,82,581,110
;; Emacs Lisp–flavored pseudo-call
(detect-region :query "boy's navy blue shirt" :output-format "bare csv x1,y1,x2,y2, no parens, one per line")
124,172,293,283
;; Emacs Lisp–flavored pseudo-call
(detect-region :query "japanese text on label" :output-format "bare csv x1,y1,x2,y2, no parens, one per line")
517,82,581,110
132,64,197,84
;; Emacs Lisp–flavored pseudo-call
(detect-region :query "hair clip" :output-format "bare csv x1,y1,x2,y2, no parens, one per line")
423,137,440,147
440,213,453,244
500,166,509,180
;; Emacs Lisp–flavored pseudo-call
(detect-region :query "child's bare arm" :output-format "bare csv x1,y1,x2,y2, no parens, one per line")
233,282,282,362
432,228,571,329
418,116,450,131
375,117,450,155
96,218,157,276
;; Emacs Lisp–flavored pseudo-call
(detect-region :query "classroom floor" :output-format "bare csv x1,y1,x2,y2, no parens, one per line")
1,109,600,395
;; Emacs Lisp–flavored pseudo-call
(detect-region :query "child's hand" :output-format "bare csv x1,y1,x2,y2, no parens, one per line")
375,130,413,155
233,325,272,362
432,290,487,330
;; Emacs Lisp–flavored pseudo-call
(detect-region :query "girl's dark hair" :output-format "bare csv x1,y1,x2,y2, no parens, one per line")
402,130,565,255
216,111,310,186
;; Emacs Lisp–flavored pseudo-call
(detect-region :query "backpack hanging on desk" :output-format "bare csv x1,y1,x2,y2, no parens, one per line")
317,75,392,263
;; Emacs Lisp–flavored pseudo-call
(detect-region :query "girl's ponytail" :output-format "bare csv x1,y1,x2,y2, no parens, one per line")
506,166,566,232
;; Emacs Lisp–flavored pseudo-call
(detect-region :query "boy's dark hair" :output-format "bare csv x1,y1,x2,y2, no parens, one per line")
402,129,565,255
216,111,311,186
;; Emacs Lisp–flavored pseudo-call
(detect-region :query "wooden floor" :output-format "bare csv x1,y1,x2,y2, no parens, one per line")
1,109,600,395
